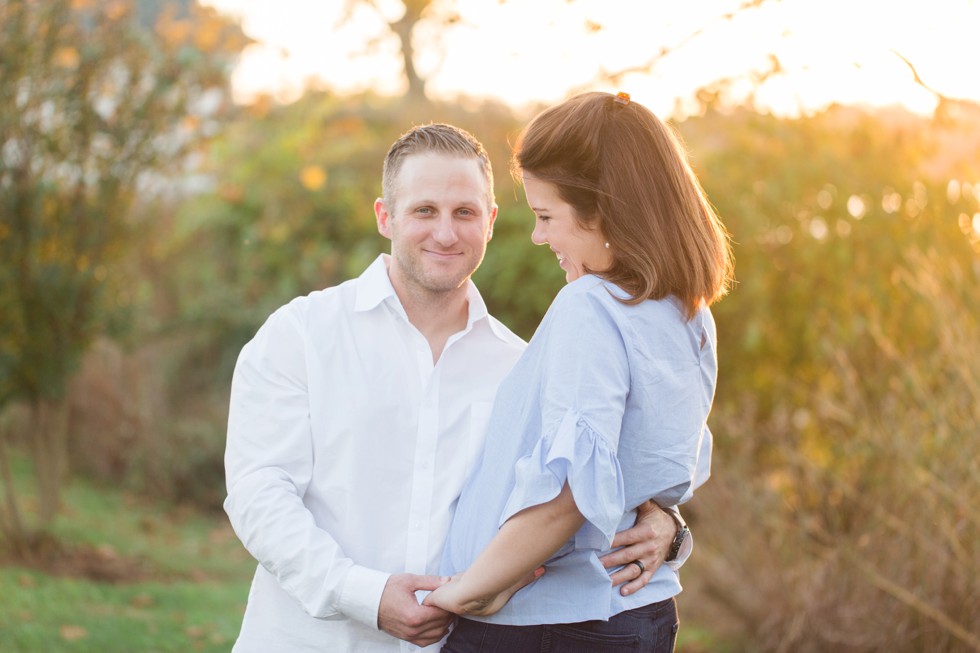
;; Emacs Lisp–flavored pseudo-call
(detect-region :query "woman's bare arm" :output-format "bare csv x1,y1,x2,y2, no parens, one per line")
423,482,585,616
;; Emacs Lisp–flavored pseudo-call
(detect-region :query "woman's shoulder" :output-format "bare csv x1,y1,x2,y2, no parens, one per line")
553,275,688,322
547,275,620,322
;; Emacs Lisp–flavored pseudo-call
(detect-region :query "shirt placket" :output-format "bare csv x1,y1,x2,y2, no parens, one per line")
405,334,439,576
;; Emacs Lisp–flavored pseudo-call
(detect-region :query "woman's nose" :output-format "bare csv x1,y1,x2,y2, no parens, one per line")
531,223,546,246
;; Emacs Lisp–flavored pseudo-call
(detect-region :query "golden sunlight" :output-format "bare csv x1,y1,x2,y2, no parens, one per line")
204,0,979,117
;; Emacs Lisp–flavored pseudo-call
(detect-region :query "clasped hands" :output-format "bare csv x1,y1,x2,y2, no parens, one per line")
377,566,542,649
377,501,675,646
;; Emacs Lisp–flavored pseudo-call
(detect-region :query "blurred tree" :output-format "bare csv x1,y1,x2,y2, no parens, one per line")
333,0,776,105
680,101,980,423
53,83,556,507
163,91,539,381
0,0,243,551
666,90,980,649
337,0,446,102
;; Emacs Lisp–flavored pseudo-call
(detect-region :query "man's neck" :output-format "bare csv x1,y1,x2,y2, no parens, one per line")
388,274,470,365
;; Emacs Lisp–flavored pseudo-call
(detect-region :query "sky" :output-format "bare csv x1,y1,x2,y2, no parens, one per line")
201,0,980,118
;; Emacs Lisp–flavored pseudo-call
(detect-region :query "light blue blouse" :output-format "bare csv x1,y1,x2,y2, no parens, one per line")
441,274,716,625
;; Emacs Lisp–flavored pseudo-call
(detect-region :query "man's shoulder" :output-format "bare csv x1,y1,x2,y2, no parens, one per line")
275,256,386,318
483,314,528,352
287,279,354,310
262,277,359,333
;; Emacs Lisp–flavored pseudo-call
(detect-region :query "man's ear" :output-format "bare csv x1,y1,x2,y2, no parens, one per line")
375,198,392,240
487,204,498,241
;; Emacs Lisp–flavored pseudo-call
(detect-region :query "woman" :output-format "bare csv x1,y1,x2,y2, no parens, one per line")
424,91,733,651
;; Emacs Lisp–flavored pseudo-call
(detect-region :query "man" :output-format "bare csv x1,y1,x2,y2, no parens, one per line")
224,123,680,652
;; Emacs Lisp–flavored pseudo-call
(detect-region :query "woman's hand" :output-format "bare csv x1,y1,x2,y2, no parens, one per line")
422,574,501,616
423,567,545,617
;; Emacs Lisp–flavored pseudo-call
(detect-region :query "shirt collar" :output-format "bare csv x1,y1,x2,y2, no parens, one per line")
354,254,515,345
462,272,518,345
353,254,398,313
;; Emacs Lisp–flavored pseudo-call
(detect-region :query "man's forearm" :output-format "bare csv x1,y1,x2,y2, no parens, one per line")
225,466,384,622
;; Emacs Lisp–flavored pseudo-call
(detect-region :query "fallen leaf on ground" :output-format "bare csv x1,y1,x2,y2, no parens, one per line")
130,593,155,608
185,625,205,638
60,625,88,641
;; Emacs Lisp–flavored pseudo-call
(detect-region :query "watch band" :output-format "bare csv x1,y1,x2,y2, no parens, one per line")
662,507,689,562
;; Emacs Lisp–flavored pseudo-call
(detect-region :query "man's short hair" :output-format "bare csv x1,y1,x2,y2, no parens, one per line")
382,123,495,212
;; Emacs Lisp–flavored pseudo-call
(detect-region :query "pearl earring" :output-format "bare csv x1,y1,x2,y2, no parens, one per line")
604,242,610,249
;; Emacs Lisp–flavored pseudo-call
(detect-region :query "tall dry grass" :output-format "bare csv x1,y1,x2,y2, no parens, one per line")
64,335,228,509
688,248,979,652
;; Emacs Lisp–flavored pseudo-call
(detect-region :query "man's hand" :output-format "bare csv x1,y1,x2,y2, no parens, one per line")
599,501,677,596
378,573,454,647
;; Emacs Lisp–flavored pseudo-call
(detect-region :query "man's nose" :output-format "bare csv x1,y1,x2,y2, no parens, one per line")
432,214,459,245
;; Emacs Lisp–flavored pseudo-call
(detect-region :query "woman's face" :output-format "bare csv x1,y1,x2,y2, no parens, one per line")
523,173,612,283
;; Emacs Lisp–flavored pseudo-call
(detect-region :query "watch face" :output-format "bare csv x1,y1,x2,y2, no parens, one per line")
666,526,689,562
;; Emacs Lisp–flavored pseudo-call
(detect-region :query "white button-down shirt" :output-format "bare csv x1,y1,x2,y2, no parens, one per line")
224,255,526,652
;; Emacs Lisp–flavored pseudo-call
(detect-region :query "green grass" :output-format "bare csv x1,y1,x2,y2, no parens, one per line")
676,619,739,653
0,455,255,653
1,454,732,652
1,571,249,652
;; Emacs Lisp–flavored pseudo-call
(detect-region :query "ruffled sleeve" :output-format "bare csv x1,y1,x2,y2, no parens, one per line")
499,409,626,549
497,281,632,549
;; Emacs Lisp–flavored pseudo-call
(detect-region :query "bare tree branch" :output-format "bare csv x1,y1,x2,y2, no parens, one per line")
574,0,781,93
889,49,947,101
332,0,433,100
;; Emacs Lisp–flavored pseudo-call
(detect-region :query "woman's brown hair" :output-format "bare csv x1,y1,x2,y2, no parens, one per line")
513,92,734,319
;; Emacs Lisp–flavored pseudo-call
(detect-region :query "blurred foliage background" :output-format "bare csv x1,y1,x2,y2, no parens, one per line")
0,0,978,651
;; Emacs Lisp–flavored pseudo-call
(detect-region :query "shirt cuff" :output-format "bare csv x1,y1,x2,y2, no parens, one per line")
337,565,392,630
666,528,694,571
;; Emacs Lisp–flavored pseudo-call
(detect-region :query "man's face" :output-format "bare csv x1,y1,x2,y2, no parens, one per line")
376,152,497,298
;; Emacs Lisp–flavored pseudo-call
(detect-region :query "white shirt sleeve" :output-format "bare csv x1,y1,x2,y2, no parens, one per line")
223,302,389,629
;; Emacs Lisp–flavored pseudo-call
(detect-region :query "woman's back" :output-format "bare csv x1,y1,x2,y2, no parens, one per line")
441,273,716,625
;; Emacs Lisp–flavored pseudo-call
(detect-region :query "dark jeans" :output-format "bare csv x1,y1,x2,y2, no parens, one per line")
442,597,679,653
